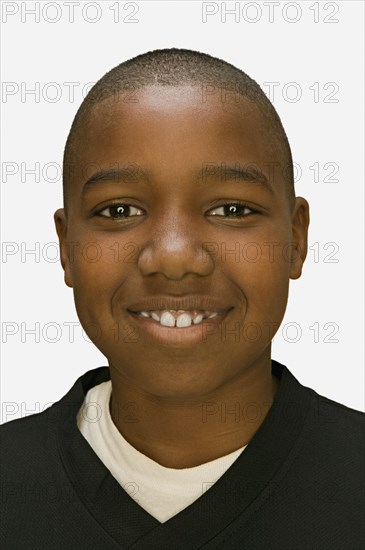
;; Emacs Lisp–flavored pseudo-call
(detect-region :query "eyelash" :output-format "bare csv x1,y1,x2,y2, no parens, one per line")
95,201,260,220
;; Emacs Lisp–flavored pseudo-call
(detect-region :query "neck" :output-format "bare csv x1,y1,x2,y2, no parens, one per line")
108,359,280,469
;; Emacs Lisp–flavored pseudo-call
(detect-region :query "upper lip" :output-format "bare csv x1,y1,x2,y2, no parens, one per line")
127,296,232,313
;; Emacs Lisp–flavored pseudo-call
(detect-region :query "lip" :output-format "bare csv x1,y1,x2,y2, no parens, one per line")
127,308,232,346
127,295,231,314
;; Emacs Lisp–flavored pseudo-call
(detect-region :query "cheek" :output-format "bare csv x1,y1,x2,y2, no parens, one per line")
68,230,134,290
254,268,290,324
229,236,292,321
70,252,120,351
69,240,122,318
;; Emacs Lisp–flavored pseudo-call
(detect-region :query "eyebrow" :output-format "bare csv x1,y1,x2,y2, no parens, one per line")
82,165,146,194
81,163,274,195
200,164,273,193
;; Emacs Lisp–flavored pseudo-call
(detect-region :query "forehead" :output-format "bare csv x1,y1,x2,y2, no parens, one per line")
73,85,281,187
82,84,268,147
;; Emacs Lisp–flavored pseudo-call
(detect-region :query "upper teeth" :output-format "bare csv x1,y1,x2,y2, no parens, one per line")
137,310,218,327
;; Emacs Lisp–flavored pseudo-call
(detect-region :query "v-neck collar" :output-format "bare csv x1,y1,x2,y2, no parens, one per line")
55,360,313,548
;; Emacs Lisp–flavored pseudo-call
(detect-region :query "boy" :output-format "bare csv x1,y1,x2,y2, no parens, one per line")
1,48,364,549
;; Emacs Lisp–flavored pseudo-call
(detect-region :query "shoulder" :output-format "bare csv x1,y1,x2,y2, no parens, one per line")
1,406,47,437
0,367,110,478
0,409,56,474
307,385,365,426
302,385,364,460
278,363,365,466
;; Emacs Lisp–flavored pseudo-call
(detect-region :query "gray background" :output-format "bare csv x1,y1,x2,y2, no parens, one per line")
1,0,364,422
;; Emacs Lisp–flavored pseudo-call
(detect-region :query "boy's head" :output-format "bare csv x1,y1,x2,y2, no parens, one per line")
62,48,295,214
55,48,309,399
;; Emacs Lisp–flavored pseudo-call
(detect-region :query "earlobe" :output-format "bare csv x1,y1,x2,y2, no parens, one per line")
289,197,310,280
54,208,74,288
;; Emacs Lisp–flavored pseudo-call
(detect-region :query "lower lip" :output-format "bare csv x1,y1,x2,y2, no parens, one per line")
126,310,231,346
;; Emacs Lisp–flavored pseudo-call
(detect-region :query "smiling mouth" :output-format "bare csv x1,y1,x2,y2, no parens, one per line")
127,309,229,328
127,307,234,349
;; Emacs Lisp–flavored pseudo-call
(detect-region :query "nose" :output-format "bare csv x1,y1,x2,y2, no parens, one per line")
136,210,214,280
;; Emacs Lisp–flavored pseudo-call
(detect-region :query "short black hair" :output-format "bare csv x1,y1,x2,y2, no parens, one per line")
62,48,295,212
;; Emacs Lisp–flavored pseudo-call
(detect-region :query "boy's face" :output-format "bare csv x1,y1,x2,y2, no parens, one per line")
55,85,309,398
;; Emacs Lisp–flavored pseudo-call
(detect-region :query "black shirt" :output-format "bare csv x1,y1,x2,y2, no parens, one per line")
1,360,364,549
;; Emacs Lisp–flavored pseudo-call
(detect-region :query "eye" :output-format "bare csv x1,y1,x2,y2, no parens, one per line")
96,203,144,219
207,202,259,218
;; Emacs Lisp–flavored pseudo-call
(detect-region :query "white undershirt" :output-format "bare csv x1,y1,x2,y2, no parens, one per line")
77,380,248,523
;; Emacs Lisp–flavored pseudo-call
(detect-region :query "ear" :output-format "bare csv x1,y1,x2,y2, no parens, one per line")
289,197,310,280
54,208,74,288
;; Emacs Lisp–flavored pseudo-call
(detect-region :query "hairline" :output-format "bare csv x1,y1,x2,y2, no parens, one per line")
62,51,296,214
